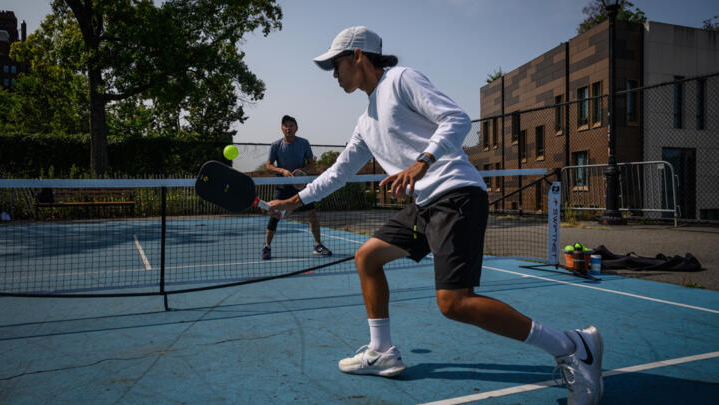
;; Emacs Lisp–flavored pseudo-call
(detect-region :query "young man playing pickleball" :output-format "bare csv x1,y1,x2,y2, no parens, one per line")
267,27,604,405
262,115,332,260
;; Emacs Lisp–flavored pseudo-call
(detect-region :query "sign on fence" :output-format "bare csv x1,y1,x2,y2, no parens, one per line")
547,182,561,265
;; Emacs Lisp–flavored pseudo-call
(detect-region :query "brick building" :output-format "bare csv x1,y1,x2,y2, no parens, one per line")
472,19,643,175
0,10,27,90
469,19,718,218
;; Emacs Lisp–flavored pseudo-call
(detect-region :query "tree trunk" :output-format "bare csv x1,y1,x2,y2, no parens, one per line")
64,0,109,177
89,67,108,177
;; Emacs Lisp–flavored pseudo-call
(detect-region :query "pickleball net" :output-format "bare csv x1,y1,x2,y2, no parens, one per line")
0,169,556,297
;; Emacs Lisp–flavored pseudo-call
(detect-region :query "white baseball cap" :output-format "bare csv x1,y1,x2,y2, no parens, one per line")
313,26,382,71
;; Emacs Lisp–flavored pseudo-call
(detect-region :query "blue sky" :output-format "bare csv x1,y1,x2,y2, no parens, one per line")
8,0,717,157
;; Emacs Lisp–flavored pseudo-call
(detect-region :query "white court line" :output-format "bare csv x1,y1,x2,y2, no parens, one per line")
483,265,719,314
302,230,437,259
303,229,364,245
5,257,313,281
418,351,719,405
163,257,308,271
133,234,152,271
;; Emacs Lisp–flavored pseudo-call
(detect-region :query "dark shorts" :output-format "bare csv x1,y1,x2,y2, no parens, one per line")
275,186,315,212
373,187,489,290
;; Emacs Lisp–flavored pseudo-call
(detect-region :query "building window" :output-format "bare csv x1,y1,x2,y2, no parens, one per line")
572,151,588,188
519,130,527,161
626,80,639,124
511,112,519,143
554,95,563,134
481,121,489,147
10,65,16,74
577,87,588,128
2,65,8,73
674,76,684,129
492,117,498,147
535,125,545,159
482,120,490,149
697,79,705,130
591,81,602,127
535,183,543,211
483,164,492,190
2,78,8,87
494,162,501,190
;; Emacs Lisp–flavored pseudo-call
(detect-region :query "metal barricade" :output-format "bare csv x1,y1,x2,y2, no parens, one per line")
561,161,678,227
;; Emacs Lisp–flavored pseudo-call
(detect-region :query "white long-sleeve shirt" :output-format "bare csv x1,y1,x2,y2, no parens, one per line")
299,66,486,207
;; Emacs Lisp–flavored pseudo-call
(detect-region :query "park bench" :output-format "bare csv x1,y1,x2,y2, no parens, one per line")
35,187,136,212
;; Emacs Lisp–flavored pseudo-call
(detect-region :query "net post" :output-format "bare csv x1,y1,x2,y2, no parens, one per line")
161,186,169,310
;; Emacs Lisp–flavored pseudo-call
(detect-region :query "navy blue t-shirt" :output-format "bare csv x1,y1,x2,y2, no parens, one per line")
268,136,313,192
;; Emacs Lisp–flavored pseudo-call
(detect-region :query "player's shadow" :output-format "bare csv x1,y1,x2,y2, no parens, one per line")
400,363,719,405
397,362,555,383
598,372,719,405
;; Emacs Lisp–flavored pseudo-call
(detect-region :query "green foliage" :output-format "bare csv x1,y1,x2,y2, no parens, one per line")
563,202,578,225
486,67,503,84
682,280,705,289
1,0,283,175
53,0,283,139
0,132,227,178
0,12,88,134
317,150,340,168
316,182,375,211
254,161,271,173
108,137,229,175
577,0,647,34
704,16,719,31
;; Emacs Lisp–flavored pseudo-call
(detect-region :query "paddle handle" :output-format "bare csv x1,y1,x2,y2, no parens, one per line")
253,197,285,218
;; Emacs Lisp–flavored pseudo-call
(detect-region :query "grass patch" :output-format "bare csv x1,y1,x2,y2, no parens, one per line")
560,222,610,230
682,280,705,289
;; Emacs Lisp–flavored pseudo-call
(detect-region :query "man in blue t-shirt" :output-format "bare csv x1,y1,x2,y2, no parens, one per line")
262,115,332,260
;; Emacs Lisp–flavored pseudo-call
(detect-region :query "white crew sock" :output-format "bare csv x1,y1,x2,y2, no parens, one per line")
524,320,576,358
368,318,392,352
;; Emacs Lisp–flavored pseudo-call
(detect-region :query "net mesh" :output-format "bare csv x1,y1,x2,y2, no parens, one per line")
0,171,550,296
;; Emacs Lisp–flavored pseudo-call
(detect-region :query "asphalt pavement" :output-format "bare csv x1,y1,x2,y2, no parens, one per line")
560,222,719,291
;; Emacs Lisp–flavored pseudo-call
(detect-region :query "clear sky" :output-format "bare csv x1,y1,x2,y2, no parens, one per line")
6,0,718,160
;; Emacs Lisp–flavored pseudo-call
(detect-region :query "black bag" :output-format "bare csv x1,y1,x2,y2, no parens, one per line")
592,245,702,271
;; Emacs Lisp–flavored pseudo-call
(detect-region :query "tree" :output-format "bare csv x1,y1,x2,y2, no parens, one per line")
254,161,271,173
486,67,503,84
317,150,340,168
0,12,89,134
577,0,647,34
703,16,719,31
55,0,282,176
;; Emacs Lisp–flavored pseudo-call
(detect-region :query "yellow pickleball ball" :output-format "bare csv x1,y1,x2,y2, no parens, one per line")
223,145,239,160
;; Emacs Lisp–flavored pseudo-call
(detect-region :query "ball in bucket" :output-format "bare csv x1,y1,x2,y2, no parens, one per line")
223,145,239,160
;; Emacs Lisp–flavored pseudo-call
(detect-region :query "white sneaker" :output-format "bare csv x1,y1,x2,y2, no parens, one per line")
338,345,406,377
554,325,604,405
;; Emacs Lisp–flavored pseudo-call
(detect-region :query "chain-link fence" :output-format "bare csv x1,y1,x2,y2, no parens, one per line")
626,73,719,222
231,142,346,174
465,71,719,224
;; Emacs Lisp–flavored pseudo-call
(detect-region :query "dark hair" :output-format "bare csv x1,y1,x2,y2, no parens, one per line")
364,52,398,69
281,115,297,126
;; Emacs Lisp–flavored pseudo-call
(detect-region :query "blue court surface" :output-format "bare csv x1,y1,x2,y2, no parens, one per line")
1,229,718,404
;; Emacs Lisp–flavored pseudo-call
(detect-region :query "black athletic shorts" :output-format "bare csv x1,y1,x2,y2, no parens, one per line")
275,186,315,212
373,186,488,290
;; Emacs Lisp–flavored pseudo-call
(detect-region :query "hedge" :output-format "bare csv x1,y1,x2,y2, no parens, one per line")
0,132,230,178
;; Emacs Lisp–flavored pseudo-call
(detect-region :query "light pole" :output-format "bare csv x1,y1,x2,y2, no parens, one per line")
600,0,626,225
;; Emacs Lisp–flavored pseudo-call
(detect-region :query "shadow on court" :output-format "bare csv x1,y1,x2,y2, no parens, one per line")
1,258,718,404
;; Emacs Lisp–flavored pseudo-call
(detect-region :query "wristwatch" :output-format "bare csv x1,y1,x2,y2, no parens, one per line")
416,152,434,166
